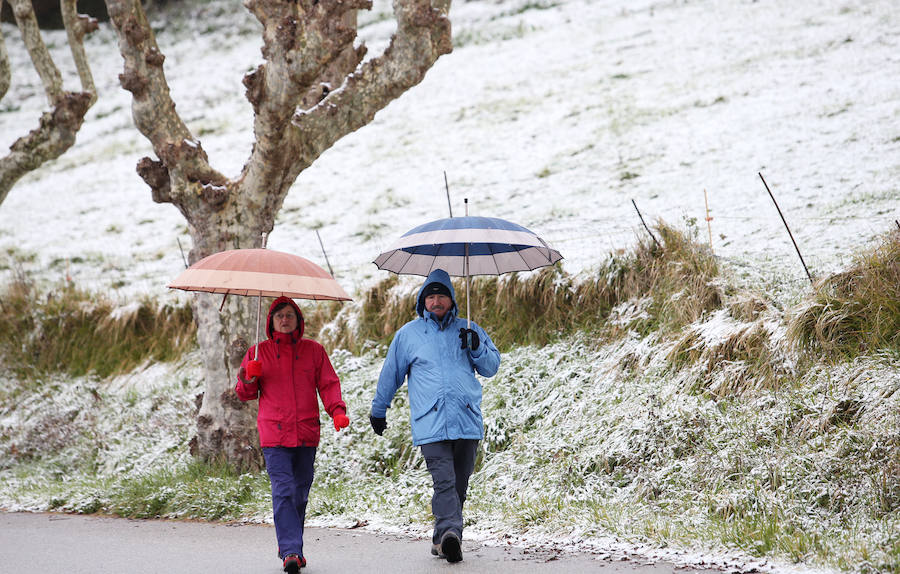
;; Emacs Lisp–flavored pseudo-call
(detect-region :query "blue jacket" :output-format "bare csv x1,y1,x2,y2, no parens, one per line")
371,269,501,446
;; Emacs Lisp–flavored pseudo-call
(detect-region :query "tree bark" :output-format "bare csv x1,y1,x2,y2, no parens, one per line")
0,25,10,100
0,0,98,205
106,0,453,470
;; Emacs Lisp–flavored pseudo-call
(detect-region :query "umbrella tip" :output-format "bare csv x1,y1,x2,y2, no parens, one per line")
260,232,268,249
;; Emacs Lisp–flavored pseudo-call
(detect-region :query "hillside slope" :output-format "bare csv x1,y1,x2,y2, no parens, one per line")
0,0,897,298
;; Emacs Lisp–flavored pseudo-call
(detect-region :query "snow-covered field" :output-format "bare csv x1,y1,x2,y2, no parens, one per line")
1,0,897,299
1,1,899,573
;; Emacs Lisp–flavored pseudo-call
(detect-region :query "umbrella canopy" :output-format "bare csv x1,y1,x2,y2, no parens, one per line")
374,214,562,330
373,216,562,277
169,247,351,365
168,248,351,301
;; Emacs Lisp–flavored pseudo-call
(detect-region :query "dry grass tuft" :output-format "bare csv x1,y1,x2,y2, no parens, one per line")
788,229,900,357
303,275,418,353
312,220,724,353
0,274,194,379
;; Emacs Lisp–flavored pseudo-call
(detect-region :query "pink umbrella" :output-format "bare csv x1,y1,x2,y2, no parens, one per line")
168,248,352,300
168,247,351,374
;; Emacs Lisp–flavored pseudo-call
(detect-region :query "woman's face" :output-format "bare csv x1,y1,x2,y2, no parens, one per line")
272,306,298,334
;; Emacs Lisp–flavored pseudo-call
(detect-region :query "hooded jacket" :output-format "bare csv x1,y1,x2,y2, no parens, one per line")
371,269,501,446
235,296,346,448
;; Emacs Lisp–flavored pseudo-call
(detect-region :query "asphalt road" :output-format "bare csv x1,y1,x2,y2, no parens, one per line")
0,512,723,574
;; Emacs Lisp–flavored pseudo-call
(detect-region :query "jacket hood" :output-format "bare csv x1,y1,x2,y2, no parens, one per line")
266,296,305,339
416,269,457,318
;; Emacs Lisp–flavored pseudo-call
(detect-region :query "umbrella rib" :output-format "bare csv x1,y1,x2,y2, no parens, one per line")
486,241,502,275
427,244,439,276
536,237,555,263
427,242,448,276
395,248,415,274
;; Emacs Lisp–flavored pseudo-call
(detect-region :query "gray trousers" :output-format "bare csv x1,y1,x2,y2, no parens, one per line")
420,439,479,544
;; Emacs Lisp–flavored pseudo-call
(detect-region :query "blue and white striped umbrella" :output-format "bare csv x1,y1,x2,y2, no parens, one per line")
373,216,562,277
374,215,562,326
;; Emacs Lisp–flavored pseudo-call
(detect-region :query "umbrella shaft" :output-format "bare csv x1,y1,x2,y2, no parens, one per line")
465,243,470,329
464,198,471,329
254,295,262,360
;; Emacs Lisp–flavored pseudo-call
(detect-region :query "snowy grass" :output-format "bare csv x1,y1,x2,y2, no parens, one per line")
2,334,896,572
2,0,899,572
1,227,898,573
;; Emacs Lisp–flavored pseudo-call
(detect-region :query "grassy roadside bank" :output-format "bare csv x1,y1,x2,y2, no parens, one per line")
1,225,898,573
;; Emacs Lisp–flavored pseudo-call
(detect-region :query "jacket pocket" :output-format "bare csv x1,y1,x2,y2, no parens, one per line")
461,401,483,434
412,396,441,422
258,416,286,446
295,415,321,445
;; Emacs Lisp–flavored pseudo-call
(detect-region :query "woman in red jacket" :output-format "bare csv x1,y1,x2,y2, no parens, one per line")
236,296,349,573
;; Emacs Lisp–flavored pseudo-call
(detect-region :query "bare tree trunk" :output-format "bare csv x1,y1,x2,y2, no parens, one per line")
0,24,11,100
106,0,452,470
190,290,263,471
0,0,98,205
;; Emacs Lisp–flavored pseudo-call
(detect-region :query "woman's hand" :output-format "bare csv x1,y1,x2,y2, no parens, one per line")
237,366,259,386
333,412,350,431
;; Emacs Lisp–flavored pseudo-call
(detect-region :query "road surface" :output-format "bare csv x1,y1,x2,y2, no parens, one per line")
0,512,724,573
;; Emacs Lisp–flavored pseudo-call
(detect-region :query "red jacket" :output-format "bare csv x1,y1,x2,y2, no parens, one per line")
235,296,346,447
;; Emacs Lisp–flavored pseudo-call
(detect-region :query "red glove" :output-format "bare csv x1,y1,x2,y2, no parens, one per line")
237,366,258,386
246,360,262,378
333,412,350,431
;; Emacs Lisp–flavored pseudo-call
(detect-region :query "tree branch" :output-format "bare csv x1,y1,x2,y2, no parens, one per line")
106,0,228,211
102,0,456,470
0,92,92,204
239,0,370,213
0,25,10,101
10,0,64,105
61,0,99,106
290,0,451,162
0,0,99,205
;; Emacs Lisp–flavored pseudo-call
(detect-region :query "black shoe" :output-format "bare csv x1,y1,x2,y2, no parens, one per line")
431,543,445,558
440,531,463,563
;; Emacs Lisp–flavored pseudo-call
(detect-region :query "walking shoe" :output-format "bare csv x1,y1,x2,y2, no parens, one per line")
431,543,445,558
283,554,305,573
440,531,463,563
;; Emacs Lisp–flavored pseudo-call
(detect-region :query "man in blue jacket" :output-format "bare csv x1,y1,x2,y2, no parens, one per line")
370,268,501,563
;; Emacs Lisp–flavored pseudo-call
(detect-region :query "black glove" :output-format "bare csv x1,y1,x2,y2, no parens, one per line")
369,414,387,436
459,328,480,351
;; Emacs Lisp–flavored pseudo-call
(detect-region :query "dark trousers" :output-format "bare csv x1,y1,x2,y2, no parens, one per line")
420,439,479,544
263,446,316,559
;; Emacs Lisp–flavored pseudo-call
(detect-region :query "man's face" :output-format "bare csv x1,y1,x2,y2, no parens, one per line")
272,306,298,334
424,294,452,319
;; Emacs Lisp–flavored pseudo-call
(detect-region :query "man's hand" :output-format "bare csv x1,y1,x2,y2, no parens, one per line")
369,414,387,436
459,328,480,351
333,412,350,432
237,366,258,386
